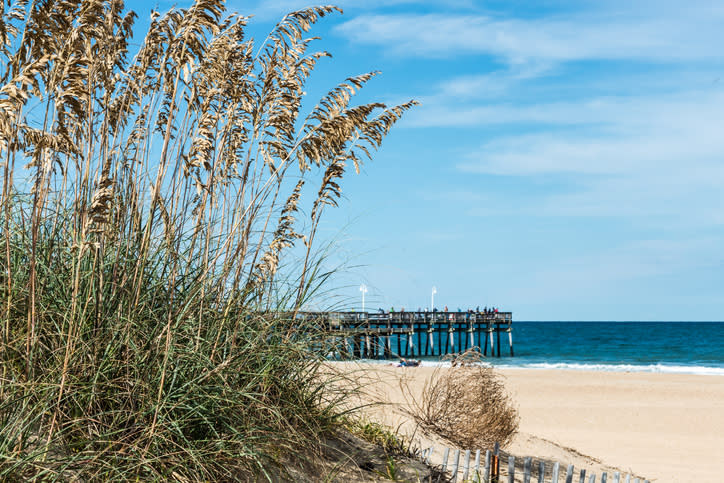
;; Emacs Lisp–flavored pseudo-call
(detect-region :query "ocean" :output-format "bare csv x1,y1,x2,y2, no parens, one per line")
363,321,724,375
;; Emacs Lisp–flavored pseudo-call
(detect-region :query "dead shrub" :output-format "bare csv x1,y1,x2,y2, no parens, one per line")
402,350,519,449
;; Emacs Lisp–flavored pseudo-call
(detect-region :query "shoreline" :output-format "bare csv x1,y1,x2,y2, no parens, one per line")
330,358,724,376
338,362,724,483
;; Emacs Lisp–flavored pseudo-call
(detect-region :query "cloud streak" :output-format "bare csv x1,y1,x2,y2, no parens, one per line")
335,4,724,65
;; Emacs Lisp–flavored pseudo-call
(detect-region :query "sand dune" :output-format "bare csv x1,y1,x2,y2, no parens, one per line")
338,362,724,483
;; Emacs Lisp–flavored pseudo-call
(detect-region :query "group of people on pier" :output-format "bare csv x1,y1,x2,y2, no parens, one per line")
376,306,502,315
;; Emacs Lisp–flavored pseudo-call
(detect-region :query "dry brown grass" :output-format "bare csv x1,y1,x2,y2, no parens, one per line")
402,350,519,450
0,0,416,479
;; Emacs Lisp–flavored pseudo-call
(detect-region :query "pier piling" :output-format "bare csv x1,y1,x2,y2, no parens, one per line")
288,310,513,360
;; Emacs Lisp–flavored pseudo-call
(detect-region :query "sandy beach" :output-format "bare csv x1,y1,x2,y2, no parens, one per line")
339,362,724,483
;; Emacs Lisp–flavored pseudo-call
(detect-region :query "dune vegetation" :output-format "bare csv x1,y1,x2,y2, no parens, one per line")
0,0,415,479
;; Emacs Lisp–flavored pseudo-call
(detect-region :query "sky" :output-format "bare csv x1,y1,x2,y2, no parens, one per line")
130,0,724,320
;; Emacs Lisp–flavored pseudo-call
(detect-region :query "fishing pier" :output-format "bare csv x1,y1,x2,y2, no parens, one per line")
299,310,514,359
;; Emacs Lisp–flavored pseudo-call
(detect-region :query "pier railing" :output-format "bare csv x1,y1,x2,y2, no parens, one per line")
285,311,514,359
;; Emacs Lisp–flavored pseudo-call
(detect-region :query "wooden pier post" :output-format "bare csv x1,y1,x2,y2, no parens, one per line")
353,335,361,358
438,316,444,355
496,319,502,358
468,317,474,351
449,320,455,354
483,320,489,356
508,326,514,357
396,323,402,356
339,335,349,360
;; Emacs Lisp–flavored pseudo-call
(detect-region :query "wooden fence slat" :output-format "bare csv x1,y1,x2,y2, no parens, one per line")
473,449,481,483
565,464,574,483
484,450,491,483
451,449,461,481
462,449,471,482
413,442,651,483
523,456,532,483
552,461,560,483
494,443,500,483
441,448,450,473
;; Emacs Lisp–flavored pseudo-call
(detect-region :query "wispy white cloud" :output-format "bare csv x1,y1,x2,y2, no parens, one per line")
240,0,473,22
335,4,724,65
455,90,724,170
449,88,724,222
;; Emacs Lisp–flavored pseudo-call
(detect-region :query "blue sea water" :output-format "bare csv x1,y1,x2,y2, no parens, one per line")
368,321,724,375
486,321,724,375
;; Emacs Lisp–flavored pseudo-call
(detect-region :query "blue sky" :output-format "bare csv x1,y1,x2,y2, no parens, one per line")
132,0,724,320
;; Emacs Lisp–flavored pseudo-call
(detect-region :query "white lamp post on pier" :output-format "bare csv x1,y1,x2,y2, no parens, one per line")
359,284,368,313
431,286,437,311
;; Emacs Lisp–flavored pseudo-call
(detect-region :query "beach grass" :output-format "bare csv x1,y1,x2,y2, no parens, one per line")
0,0,414,479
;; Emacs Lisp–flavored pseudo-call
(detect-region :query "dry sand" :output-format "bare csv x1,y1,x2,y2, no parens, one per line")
337,362,724,483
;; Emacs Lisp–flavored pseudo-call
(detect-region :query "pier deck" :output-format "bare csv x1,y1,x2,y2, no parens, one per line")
291,311,513,359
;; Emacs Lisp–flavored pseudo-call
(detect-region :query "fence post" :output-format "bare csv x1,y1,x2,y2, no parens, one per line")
588,474,596,483
552,461,560,483
441,448,450,474
492,443,500,483
523,457,532,483
538,461,546,483
473,449,481,483
451,449,461,481
565,464,574,483
508,455,516,483
601,472,607,483
484,450,491,483
612,472,620,483
462,449,471,482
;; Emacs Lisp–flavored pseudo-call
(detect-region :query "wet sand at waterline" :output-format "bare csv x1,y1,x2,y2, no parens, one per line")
336,362,724,482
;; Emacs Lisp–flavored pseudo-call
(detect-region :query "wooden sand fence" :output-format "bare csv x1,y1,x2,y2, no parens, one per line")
419,443,649,483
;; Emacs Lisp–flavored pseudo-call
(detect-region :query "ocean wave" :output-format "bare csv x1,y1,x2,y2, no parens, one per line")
502,362,724,376
328,358,724,375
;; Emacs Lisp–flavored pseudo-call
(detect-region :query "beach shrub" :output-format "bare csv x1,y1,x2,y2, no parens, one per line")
402,351,519,449
0,0,414,480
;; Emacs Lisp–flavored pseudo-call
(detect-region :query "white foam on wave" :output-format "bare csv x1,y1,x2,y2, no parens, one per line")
503,362,724,376
328,359,724,375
